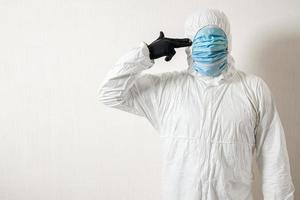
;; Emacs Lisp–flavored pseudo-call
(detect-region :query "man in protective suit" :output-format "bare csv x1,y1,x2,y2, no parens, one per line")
98,8,295,200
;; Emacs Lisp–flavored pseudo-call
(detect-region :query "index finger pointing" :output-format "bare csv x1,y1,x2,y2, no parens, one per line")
168,38,192,48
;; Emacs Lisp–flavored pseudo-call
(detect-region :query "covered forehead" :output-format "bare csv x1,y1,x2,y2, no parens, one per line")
193,25,228,40
184,9,231,41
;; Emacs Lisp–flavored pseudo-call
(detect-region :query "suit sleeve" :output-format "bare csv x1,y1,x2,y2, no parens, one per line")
97,42,161,131
254,78,295,200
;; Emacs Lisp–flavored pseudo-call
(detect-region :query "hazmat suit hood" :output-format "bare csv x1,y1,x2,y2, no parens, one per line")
184,8,237,86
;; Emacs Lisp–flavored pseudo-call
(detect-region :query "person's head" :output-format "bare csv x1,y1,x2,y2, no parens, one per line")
184,8,232,77
184,8,231,53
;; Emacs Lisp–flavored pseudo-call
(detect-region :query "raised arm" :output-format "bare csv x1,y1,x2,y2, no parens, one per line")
97,42,161,130
97,32,192,131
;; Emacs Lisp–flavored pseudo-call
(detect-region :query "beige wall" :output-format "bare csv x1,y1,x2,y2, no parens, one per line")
0,0,299,199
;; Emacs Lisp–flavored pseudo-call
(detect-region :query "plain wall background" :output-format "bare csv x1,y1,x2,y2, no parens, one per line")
0,0,299,199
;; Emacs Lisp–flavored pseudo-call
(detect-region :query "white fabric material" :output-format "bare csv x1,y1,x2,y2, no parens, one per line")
98,9,295,200
184,8,232,53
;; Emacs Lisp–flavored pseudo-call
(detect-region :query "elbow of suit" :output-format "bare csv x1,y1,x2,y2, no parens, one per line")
97,86,124,108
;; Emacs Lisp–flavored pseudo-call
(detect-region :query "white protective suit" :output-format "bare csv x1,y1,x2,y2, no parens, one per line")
98,8,295,200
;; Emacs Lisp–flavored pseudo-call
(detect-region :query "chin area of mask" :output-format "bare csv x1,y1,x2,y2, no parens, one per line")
191,25,228,77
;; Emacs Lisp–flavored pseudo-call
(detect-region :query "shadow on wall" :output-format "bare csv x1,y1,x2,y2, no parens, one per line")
250,30,300,199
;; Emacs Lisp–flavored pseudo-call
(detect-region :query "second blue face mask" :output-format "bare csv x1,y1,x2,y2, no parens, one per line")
191,26,228,77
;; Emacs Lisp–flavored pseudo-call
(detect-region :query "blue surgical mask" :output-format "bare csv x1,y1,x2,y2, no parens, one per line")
191,26,228,77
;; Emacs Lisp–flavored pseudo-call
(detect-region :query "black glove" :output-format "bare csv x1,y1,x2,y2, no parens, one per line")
147,31,192,62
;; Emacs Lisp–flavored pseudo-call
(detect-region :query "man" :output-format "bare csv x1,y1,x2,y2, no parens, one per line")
98,8,295,200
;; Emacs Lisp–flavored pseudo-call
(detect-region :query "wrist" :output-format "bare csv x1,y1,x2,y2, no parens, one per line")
139,42,155,68
146,43,154,60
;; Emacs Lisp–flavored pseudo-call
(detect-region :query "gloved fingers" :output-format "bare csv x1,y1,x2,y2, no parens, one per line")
157,31,165,40
168,38,192,48
165,49,176,62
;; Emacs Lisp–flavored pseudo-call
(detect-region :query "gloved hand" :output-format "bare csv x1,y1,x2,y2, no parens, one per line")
147,31,192,62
